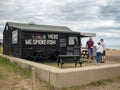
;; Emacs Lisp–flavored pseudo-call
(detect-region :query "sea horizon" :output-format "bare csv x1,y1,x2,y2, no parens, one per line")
107,45,120,50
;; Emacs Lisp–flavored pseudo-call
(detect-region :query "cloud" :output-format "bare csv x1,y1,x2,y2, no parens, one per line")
100,0,120,23
0,33,3,39
109,30,120,33
0,0,120,46
97,30,120,38
0,0,108,25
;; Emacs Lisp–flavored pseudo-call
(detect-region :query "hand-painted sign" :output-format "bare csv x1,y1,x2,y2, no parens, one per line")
25,34,58,45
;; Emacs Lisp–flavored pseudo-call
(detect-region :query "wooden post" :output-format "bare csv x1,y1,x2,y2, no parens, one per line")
32,67,36,90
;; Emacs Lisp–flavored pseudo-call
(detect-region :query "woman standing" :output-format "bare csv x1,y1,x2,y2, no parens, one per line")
96,42,103,63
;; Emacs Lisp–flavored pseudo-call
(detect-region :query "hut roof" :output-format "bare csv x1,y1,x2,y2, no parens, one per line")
6,22,96,36
7,22,77,33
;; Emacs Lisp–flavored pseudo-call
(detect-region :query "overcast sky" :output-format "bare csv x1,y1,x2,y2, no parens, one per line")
0,0,120,47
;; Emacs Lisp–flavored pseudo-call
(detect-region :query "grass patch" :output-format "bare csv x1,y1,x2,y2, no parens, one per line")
90,80,107,86
0,47,3,54
0,57,54,90
37,79,54,90
0,57,31,77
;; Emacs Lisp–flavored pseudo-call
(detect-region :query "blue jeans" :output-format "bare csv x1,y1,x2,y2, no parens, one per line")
96,52,102,63
88,48,93,55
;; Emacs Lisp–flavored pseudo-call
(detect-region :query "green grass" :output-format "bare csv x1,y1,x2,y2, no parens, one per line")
0,57,31,77
36,78,54,90
0,57,54,90
0,47,3,54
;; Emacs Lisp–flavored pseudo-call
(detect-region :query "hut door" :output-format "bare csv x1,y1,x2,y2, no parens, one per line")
67,36,80,55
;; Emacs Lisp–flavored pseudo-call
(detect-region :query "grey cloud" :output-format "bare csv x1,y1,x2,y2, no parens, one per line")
0,27,4,33
0,0,102,25
92,26,120,31
100,0,120,22
0,0,44,21
0,0,120,32
58,1,101,21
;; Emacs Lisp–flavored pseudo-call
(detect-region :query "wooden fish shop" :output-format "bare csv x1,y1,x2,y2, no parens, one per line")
3,22,96,63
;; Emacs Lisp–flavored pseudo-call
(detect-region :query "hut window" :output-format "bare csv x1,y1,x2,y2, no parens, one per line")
12,30,18,44
6,25,8,30
68,37,78,45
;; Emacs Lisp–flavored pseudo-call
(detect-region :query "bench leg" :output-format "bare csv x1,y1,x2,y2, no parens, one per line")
57,57,64,68
79,60,82,67
61,63,63,68
60,58,64,68
75,57,79,67
80,63,82,67
75,62,77,67
57,61,59,66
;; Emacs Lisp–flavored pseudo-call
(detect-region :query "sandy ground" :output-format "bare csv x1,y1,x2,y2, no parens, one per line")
79,80,120,90
106,50,120,61
56,50,120,68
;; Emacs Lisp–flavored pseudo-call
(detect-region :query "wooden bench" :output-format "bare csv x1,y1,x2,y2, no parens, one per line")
28,50,46,62
57,55,82,68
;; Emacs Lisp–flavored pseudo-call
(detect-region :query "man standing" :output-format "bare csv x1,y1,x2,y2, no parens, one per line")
86,37,94,63
100,39,106,63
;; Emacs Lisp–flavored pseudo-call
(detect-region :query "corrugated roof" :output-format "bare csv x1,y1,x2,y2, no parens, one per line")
80,32,96,37
7,22,77,33
6,22,96,37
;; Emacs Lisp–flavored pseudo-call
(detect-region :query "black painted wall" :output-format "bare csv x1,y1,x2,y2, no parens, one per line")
3,27,81,61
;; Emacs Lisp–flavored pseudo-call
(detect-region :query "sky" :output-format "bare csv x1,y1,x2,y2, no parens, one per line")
0,0,120,48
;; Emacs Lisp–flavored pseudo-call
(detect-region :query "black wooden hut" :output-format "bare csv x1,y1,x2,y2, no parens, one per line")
3,22,95,61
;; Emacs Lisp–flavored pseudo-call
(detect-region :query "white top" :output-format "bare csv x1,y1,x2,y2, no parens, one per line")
101,41,106,50
96,44,104,53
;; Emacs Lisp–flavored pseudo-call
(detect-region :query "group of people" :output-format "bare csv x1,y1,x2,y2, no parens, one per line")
86,37,106,63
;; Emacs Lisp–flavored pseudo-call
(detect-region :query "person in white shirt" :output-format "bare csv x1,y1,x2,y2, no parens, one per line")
96,42,104,63
100,39,106,63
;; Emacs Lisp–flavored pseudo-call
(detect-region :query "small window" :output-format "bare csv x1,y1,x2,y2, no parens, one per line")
6,25,8,30
68,37,78,45
12,30,18,44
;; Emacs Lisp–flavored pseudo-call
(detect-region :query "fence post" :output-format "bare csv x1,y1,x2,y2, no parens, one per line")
32,67,36,90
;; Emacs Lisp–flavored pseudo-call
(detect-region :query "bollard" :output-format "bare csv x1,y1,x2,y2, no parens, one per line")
32,67,36,90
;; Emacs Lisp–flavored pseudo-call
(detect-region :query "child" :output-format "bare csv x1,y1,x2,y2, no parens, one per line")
96,42,103,63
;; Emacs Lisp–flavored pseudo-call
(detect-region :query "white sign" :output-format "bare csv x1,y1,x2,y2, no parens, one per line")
24,34,58,45
48,34,58,39
68,37,78,45
25,39,56,45
12,30,18,44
